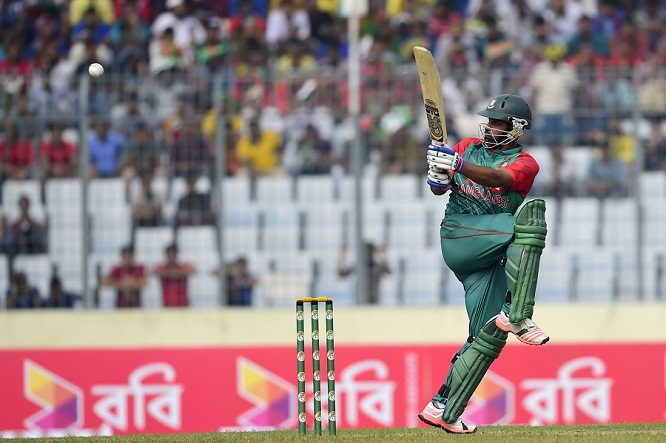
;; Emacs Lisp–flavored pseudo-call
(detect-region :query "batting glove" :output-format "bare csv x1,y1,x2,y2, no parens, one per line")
427,164,452,190
427,142,465,173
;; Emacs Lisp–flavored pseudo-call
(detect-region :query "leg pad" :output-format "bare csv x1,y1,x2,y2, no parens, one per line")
505,199,547,323
441,317,508,423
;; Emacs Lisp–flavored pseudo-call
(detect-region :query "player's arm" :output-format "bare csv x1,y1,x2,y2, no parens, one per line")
456,162,514,188
427,143,515,188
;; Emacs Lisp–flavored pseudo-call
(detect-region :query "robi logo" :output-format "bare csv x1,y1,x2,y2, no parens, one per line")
465,371,514,425
24,360,84,430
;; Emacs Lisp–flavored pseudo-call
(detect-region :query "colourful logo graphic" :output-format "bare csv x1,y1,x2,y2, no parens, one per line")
237,357,294,428
24,360,83,430
465,370,514,425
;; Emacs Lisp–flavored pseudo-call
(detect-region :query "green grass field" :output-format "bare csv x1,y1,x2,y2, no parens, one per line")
8,424,666,443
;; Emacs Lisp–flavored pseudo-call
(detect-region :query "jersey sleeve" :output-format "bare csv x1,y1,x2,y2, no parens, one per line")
453,138,481,156
505,152,539,197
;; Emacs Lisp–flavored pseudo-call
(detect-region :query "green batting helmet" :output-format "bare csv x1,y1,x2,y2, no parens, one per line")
477,94,532,130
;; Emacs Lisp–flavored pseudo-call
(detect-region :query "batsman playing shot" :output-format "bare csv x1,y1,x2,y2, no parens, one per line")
418,94,549,434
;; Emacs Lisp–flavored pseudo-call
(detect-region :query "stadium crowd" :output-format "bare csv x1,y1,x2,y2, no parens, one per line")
2,0,666,308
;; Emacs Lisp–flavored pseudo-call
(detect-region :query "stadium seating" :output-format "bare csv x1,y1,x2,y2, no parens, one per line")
379,174,420,202
571,249,615,302
296,175,336,204
2,179,45,222
600,198,638,253
0,254,9,302
558,198,601,249
538,248,573,302
6,173,666,308
256,176,294,207
13,254,53,296
639,171,666,198
134,226,175,269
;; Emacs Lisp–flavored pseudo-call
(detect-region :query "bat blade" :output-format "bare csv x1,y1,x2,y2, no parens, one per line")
413,46,447,145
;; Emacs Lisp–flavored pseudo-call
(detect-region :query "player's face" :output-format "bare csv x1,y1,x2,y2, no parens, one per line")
478,118,515,149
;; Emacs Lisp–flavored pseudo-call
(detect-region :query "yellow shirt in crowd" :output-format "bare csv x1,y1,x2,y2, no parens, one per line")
236,131,282,175
69,0,115,24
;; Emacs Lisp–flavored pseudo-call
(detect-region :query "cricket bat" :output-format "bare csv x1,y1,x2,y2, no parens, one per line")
413,46,447,145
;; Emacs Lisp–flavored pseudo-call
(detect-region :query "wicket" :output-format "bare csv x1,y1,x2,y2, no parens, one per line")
296,297,336,436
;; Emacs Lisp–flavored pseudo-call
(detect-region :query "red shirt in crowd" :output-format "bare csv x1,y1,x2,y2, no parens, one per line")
0,140,35,169
39,141,78,165
153,262,194,307
108,264,146,308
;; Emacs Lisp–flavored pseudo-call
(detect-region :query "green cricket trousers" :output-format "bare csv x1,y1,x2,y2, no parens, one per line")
440,212,516,339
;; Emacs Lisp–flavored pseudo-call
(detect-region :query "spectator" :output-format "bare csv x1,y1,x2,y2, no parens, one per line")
567,15,609,58
265,0,311,49
196,17,231,72
151,0,206,52
568,43,607,145
643,117,666,171
168,117,211,178
427,0,464,41
284,124,333,176
608,115,635,166
192,0,230,19
337,242,392,305
111,91,154,140
11,93,43,145
478,16,515,71
236,118,282,176
101,245,147,308
638,62,666,119
152,244,196,307
533,139,575,199
224,256,258,307
229,0,268,17
174,172,216,228
608,19,649,69
542,0,584,44
122,122,161,184
0,214,6,252
43,275,82,308
196,17,230,73
6,195,47,255
110,0,151,52
149,27,188,75
161,93,192,144
89,119,125,178
585,137,627,199
608,115,636,193
71,6,111,45
113,0,154,23
0,39,34,76
229,0,266,36
591,0,626,40
528,43,577,146
39,122,79,180
305,0,334,45
69,0,114,25
398,19,430,64
201,116,242,176
276,38,316,76
0,121,35,181
130,175,164,227
69,35,113,71
434,19,479,73
5,272,42,309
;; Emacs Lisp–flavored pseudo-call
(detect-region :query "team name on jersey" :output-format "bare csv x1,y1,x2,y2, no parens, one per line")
457,182,510,208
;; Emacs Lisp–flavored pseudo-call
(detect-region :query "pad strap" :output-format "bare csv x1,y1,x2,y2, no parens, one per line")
441,317,508,423
505,199,547,323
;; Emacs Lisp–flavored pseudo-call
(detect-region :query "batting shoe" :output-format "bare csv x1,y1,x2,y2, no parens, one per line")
418,402,477,434
496,311,550,345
